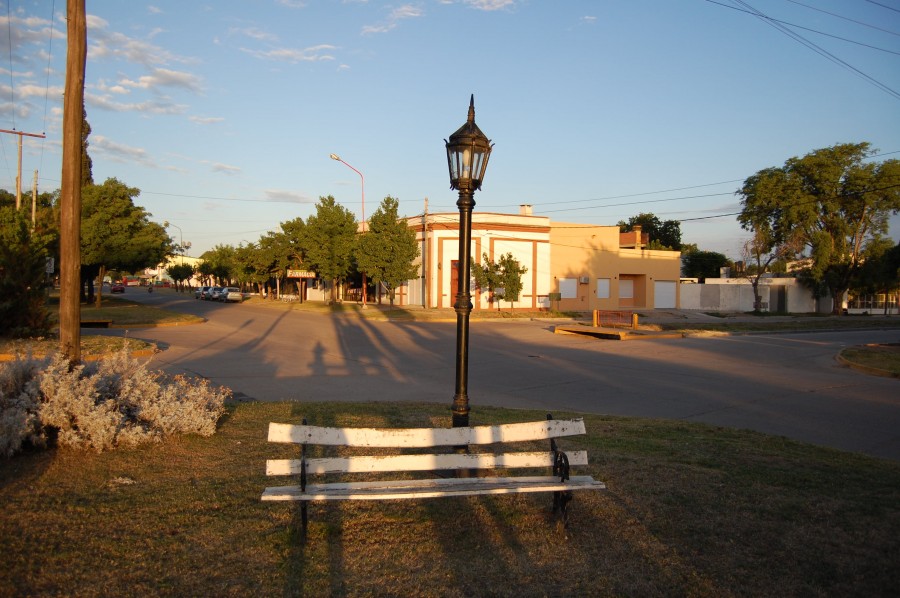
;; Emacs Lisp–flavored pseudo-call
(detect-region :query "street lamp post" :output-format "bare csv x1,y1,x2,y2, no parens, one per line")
164,221,185,264
445,95,493,428
330,153,367,309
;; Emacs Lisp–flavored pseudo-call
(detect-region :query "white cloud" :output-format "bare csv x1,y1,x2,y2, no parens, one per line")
11,83,64,100
205,161,242,175
91,135,156,166
265,189,313,203
86,92,188,115
464,0,515,10
362,4,423,35
87,14,192,67
582,16,597,24
189,115,225,125
277,0,308,7
241,44,337,63
230,27,279,43
119,68,204,93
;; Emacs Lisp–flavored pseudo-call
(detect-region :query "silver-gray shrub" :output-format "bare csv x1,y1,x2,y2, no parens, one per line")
0,354,47,457
0,350,229,456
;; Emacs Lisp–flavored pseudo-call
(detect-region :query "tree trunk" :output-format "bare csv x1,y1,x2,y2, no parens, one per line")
94,265,106,308
831,288,846,315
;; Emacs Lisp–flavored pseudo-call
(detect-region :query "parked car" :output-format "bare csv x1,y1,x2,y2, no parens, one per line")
206,287,223,300
195,286,210,299
110,283,125,294
220,287,243,303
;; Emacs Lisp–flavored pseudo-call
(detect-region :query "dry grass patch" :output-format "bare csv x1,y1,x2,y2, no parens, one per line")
1,401,898,596
839,343,900,376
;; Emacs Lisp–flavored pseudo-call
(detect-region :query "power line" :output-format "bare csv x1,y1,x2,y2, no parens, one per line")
706,0,900,100
784,0,900,38
41,0,57,173
865,0,900,15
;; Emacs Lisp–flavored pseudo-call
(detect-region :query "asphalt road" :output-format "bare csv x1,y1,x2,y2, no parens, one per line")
115,289,900,461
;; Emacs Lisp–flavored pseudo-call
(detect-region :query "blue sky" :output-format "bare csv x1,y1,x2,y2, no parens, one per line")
2,0,898,259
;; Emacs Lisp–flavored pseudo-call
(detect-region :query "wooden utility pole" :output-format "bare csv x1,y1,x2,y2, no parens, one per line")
59,0,87,364
0,129,46,209
31,170,37,227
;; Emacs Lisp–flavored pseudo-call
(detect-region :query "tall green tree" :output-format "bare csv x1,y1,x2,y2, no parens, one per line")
854,240,900,314
618,212,682,250
472,252,528,312
0,206,53,337
166,263,195,291
200,244,237,285
739,229,803,311
472,253,503,310
81,178,170,306
355,196,419,306
301,196,357,303
738,142,900,314
682,249,730,281
497,252,528,311
81,103,94,187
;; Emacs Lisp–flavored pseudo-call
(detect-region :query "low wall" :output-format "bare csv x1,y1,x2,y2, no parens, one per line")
679,279,826,313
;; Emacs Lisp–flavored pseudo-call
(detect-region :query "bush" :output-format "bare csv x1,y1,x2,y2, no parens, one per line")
0,355,46,457
0,351,229,456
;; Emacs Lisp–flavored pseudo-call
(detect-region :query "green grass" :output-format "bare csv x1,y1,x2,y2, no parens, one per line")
656,315,900,334
840,344,900,376
1,401,898,596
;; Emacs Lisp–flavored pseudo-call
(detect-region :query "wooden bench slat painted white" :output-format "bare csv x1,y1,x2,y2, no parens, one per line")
262,475,604,501
262,417,605,529
266,450,590,476
267,418,587,448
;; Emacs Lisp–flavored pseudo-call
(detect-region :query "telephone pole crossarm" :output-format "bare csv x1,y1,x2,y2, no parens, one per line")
0,128,47,209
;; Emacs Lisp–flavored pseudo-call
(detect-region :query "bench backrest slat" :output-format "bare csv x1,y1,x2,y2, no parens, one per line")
268,418,586,447
267,450,589,476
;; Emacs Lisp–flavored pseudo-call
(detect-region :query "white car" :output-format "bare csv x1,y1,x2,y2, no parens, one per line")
220,287,244,303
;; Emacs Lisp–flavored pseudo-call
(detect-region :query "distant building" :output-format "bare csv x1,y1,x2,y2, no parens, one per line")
400,208,682,311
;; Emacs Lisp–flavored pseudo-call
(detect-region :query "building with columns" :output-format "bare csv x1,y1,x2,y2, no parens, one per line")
399,207,682,311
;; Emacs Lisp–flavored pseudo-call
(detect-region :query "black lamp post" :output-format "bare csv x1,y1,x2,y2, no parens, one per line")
445,95,493,428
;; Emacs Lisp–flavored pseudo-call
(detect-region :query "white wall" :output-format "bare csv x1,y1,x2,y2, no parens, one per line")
679,278,827,313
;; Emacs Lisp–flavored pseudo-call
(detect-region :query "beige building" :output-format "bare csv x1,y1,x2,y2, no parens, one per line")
550,223,682,311
401,210,681,311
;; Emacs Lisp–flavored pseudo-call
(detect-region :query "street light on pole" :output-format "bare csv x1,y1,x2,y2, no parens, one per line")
330,153,367,309
445,95,493,428
164,221,185,264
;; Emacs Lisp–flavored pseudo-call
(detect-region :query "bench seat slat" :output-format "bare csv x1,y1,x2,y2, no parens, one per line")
261,475,606,501
266,450,589,476
267,419,586,447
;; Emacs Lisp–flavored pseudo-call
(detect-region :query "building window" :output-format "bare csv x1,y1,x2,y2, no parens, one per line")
619,279,634,299
559,278,577,299
596,278,610,299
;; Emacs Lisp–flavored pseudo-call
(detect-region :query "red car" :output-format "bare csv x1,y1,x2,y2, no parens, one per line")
111,283,126,293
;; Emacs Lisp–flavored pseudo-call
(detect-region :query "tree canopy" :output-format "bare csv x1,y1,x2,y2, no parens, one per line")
355,196,419,305
0,206,53,337
737,142,900,314
682,249,730,281
618,212,682,250
300,196,358,302
472,252,527,311
81,178,170,305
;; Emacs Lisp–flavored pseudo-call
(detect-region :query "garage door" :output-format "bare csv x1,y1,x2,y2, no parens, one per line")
654,281,676,308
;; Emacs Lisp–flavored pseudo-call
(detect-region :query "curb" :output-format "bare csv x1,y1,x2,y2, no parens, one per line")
835,353,900,379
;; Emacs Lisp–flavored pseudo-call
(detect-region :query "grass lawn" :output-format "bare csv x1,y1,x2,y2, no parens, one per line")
1,401,898,597
0,295,202,358
839,344,900,376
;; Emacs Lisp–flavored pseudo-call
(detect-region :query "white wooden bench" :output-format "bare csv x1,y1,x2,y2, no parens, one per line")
261,415,606,529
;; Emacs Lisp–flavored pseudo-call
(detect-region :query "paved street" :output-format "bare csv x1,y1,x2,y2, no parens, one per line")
116,289,900,460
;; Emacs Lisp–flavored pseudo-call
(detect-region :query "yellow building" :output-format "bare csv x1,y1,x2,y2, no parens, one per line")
402,209,681,311
549,223,681,311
